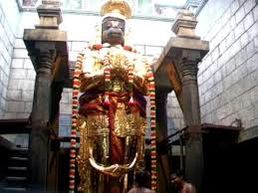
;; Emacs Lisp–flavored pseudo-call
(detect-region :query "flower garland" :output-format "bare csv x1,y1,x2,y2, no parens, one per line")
103,53,111,107
126,53,135,106
69,52,83,193
145,60,157,191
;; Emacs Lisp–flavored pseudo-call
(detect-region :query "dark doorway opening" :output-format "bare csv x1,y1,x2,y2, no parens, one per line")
203,127,257,193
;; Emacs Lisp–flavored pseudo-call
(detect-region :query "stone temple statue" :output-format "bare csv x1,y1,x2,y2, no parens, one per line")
69,1,157,193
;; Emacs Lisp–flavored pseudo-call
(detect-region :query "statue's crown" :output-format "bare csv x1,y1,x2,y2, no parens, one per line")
100,0,132,19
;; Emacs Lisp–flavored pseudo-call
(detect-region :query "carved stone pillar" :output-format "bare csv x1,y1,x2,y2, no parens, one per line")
23,1,68,193
154,9,209,193
170,11,208,193
176,50,203,192
177,50,201,126
29,44,55,192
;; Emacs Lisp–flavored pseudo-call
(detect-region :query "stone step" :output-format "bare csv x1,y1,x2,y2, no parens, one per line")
8,151,29,168
0,148,29,192
8,166,27,171
6,176,27,181
12,147,28,151
7,166,28,177
1,187,27,192
9,148,29,157
9,156,28,161
8,157,28,168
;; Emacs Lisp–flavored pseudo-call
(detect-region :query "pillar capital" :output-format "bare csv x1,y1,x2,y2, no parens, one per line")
178,60,198,81
35,51,53,76
177,50,201,80
33,42,56,76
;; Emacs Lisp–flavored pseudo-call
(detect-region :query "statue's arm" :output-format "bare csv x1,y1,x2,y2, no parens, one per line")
80,73,104,92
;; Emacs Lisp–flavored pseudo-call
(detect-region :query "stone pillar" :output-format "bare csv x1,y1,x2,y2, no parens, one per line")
170,10,208,193
153,9,209,193
177,51,203,192
23,1,68,192
177,51,201,126
29,43,55,192
156,88,170,193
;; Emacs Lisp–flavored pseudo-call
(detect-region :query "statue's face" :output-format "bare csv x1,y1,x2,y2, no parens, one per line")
102,16,125,45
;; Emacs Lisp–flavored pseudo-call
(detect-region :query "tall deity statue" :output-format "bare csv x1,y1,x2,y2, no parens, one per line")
69,1,157,193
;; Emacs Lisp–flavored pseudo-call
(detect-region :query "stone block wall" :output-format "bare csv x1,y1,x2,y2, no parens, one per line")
197,0,258,129
4,38,35,119
167,91,185,134
0,0,20,118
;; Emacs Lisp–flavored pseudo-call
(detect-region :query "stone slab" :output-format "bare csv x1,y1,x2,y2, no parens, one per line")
23,29,67,42
24,29,68,55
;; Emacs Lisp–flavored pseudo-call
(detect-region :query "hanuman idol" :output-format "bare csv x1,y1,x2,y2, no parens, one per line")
69,1,157,193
